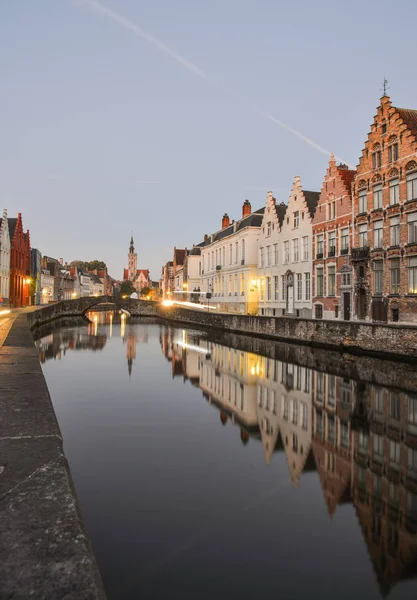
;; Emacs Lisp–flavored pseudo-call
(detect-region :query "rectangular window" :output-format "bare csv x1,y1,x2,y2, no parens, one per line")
316,234,324,258
328,266,336,296
374,434,384,457
281,275,285,300
341,422,349,449
391,392,401,419
273,243,278,265
407,171,417,201
260,247,264,268
305,272,311,300
409,256,417,294
317,268,324,297
241,273,245,295
302,236,309,260
390,441,401,465
234,274,238,295
293,211,299,228
359,189,367,214
228,275,232,296
341,228,349,254
267,221,272,237
358,223,368,248
235,242,239,264
373,184,383,209
229,244,233,265
328,231,336,256
266,276,271,301
408,212,417,244
274,275,279,301
390,178,399,205
297,273,302,300
389,143,399,163
408,447,417,473
390,216,400,246
409,395,417,425
241,240,245,264
284,241,289,264
301,402,308,430
373,261,383,295
267,245,272,266
260,278,264,301
292,238,299,262
374,220,383,248
390,258,401,294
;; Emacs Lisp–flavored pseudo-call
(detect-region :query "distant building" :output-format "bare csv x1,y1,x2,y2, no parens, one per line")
59,268,75,300
42,256,62,301
0,209,11,305
184,246,202,301
89,273,104,297
40,269,54,304
161,261,174,297
31,248,42,305
123,235,150,292
8,212,31,307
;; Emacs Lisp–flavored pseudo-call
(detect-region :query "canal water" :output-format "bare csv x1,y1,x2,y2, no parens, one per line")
34,312,417,600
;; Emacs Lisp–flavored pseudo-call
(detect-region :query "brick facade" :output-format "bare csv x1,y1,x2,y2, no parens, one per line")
352,95,417,323
8,213,31,308
312,155,356,320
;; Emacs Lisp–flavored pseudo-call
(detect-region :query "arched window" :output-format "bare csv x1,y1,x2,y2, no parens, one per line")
372,143,382,169
388,135,399,163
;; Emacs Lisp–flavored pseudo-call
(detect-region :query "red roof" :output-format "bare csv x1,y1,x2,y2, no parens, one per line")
174,249,186,265
136,269,149,278
396,107,417,137
337,166,356,193
123,268,129,280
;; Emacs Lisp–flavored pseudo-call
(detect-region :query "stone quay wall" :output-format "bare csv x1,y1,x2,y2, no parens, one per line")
28,297,417,360
157,305,417,361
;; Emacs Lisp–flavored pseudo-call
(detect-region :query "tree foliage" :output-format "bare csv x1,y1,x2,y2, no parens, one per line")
69,260,107,271
120,280,135,296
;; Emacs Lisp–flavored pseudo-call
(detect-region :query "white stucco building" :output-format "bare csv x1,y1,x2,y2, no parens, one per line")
0,209,10,305
200,201,263,315
258,180,319,318
40,269,55,304
184,246,202,301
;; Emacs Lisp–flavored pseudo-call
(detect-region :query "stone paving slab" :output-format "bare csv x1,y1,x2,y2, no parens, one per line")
0,311,106,599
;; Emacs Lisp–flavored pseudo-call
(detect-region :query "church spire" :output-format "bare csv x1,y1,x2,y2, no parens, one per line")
129,233,134,254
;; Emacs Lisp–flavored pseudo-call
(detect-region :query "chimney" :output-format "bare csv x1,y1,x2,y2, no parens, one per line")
204,234,208,242
222,213,230,229
242,199,251,218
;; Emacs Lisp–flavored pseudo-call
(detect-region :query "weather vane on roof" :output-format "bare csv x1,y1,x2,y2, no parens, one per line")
382,77,389,96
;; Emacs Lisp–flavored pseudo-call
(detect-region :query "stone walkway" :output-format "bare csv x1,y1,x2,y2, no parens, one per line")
0,311,106,599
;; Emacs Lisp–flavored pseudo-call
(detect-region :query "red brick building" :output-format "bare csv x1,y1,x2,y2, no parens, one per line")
8,212,31,307
352,95,417,323
312,155,356,320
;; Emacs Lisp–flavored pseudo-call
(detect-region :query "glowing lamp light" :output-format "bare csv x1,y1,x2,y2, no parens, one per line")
72,292,77,298
162,300,174,307
0,309,11,316
26,278,31,285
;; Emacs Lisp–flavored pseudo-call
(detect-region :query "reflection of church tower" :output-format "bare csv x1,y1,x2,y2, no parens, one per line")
128,235,137,281
126,333,136,377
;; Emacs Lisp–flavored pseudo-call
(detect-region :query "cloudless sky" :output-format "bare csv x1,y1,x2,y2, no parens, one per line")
1,0,417,280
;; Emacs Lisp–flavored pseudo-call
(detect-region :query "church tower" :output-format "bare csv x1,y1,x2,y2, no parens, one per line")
128,235,137,281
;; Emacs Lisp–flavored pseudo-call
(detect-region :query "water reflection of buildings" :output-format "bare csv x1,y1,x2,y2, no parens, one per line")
159,328,417,595
36,329,107,363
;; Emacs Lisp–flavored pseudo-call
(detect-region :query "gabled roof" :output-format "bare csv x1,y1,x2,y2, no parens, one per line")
136,269,149,278
202,207,265,246
188,247,202,256
396,107,417,137
89,273,102,284
123,268,129,280
275,203,287,227
338,166,356,192
303,190,320,219
7,218,17,240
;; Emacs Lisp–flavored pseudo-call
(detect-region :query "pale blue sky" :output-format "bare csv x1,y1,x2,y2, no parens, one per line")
1,0,417,280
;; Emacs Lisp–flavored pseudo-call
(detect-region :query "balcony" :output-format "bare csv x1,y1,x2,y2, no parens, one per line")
341,247,349,255
328,247,336,257
316,252,324,260
351,247,370,261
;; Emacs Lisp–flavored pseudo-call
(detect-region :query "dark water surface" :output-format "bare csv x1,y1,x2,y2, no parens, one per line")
35,313,417,600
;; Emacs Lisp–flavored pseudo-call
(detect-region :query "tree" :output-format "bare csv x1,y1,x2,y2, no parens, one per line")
120,280,135,296
139,287,151,297
69,260,107,271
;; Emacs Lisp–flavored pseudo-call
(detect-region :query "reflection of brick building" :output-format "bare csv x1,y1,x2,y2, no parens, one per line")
312,155,356,320
352,95,417,323
8,213,31,307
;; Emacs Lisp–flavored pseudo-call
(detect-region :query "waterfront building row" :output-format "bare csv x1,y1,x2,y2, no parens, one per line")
160,94,417,323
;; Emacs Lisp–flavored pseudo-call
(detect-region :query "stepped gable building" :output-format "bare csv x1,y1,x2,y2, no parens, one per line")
258,177,319,318
0,209,11,305
200,200,264,315
123,235,150,292
352,94,417,323
312,155,356,320
8,212,31,307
